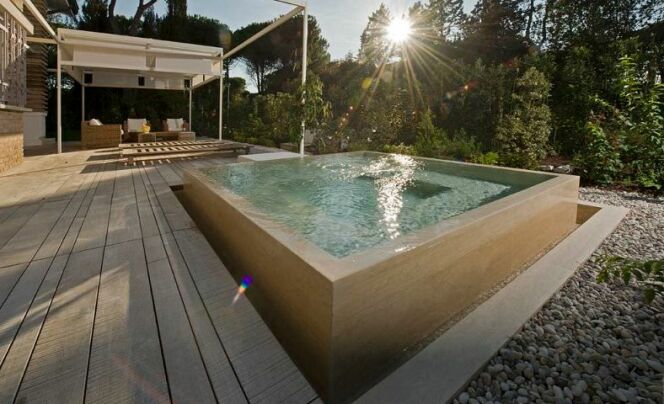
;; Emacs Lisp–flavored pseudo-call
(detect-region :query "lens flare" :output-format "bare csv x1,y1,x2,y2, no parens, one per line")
232,275,253,305
387,17,412,44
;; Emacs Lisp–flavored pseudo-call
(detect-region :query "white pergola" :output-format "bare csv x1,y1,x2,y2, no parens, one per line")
49,0,309,155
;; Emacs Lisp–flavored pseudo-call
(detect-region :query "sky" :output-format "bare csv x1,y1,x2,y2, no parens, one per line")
115,0,478,88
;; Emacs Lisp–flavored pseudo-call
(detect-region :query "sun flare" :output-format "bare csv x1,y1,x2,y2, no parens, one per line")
386,17,412,44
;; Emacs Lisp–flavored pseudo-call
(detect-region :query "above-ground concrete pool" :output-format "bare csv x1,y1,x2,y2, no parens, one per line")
181,151,580,403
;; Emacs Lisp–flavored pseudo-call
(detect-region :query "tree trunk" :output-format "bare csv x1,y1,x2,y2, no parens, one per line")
525,0,535,42
540,0,550,46
108,0,119,33
128,0,158,36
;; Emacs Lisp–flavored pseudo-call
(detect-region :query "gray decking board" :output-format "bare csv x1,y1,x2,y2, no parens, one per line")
0,255,67,404
143,166,194,231
0,203,41,252
147,257,218,404
172,229,317,403
0,205,19,224
0,151,319,404
15,247,104,404
154,163,181,187
73,163,116,253
0,258,52,366
138,167,171,236
0,199,71,267
105,167,142,246
0,264,28,309
85,239,169,403
161,232,248,404
33,166,100,261
132,168,161,238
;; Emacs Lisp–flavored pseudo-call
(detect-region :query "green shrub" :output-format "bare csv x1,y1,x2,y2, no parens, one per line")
442,131,482,161
470,151,500,165
577,56,664,190
597,256,663,304
495,67,552,169
574,119,623,185
414,110,446,157
383,143,416,155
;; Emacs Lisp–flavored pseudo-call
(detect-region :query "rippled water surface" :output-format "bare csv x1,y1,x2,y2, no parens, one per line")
204,153,536,258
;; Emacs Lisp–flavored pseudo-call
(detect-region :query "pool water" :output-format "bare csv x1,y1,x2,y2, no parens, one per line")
204,153,539,258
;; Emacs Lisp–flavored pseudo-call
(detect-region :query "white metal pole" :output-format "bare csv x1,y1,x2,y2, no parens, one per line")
300,4,308,156
188,88,192,131
81,85,85,122
56,44,62,154
219,72,223,141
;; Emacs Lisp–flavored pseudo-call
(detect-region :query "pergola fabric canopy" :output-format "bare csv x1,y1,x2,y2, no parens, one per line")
53,0,309,154
58,28,223,91
55,28,224,153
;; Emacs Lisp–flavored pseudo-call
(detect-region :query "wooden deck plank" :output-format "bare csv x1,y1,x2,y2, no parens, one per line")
0,255,68,404
0,264,28,308
0,205,19,224
143,166,194,231
85,239,169,404
161,233,248,404
73,164,116,252
171,228,317,403
16,247,104,404
154,164,181,187
106,167,142,246
0,203,41,251
147,257,217,404
0,199,70,267
0,258,51,366
138,167,171,235
132,168,160,238
33,166,102,261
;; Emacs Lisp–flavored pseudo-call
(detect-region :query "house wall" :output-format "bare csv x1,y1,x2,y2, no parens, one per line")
0,111,24,172
24,0,48,145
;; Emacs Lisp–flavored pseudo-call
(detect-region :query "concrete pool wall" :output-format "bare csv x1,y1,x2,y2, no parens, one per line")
181,154,580,403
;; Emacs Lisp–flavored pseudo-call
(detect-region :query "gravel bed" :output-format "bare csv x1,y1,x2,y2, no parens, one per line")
453,187,664,404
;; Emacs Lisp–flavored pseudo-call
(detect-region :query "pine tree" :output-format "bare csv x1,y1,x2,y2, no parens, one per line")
359,4,392,66
462,0,527,63
428,0,465,40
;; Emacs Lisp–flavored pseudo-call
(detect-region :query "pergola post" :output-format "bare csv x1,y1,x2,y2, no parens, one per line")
188,88,192,130
219,69,224,141
56,43,62,154
299,4,308,156
81,85,85,122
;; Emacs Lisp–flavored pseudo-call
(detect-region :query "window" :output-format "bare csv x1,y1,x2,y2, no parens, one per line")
0,5,27,108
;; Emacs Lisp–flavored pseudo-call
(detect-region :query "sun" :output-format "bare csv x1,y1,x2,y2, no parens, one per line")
386,17,412,44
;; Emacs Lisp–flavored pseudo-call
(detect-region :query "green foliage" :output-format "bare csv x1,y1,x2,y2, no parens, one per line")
414,110,446,157
597,256,664,304
576,56,664,189
383,143,416,155
495,67,552,169
470,151,500,165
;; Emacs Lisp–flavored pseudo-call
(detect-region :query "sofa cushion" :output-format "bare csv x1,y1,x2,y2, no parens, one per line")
127,119,146,133
167,118,184,132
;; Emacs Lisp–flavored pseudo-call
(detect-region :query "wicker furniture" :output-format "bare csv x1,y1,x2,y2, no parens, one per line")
81,121,122,149
138,133,156,143
178,132,196,141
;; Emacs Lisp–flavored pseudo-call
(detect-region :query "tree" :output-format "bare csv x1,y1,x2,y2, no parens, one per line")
496,67,552,168
80,0,160,35
232,22,280,93
461,0,527,63
359,4,392,66
263,15,330,93
428,0,465,40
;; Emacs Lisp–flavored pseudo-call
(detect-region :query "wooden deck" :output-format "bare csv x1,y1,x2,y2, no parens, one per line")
0,147,321,404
